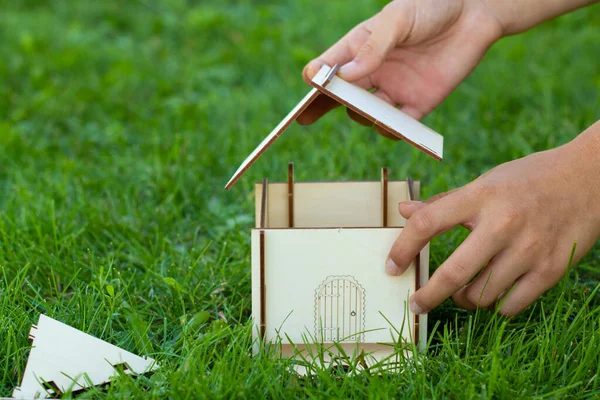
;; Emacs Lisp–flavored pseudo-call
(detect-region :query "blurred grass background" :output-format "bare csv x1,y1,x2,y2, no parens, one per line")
0,0,599,398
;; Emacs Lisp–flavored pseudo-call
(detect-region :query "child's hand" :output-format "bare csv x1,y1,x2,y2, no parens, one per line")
386,122,600,316
297,0,503,132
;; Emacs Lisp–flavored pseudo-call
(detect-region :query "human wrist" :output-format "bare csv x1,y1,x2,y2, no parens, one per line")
481,0,599,36
456,1,504,52
481,0,542,35
564,121,600,230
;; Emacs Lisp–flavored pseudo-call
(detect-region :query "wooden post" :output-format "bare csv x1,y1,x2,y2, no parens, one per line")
288,163,294,228
407,176,420,345
260,178,268,229
381,168,389,227
259,178,268,340
406,176,414,202
259,230,266,340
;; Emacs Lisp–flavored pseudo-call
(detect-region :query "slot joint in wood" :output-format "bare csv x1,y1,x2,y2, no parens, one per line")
406,176,414,201
323,64,340,87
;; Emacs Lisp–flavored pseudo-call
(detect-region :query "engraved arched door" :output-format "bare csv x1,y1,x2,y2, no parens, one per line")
315,276,365,342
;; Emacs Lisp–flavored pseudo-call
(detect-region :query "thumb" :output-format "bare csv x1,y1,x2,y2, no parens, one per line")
338,19,398,81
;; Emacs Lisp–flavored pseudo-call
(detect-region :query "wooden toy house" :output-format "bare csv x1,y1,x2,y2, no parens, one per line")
226,65,443,370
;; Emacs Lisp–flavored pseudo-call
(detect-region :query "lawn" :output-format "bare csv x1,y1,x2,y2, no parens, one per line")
1,0,599,398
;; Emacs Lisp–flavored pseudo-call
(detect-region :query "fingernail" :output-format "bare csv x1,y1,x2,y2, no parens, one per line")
410,299,426,314
307,60,321,78
398,200,422,207
338,61,357,79
386,258,401,276
398,201,423,216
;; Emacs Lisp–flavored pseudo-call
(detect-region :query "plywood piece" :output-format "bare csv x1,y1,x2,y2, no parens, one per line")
295,182,383,228
255,181,416,228
12,315,158,399
310,65,443,160
225,88,320,189
418,244,429,351
251,228,415,345
225,66,443,190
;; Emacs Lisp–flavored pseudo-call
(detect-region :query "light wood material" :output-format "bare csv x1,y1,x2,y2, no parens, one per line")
405,176,425,346
310,65,443,160
12,315,158,399
264,247,430,358
260,178,268,229
252,228,415,344
225,65,443,189
250,174,431,368
225,88,320,189
418,244,429,351
255,181,419,228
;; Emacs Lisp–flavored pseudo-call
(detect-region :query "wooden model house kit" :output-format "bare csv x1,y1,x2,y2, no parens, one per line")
226,64,444,370
12,314,158,399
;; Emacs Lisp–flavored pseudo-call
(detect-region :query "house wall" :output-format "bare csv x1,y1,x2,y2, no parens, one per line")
254,181,420,228
251,228,418,346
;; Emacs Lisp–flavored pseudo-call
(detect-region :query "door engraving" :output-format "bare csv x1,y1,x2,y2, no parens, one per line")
315,276,365,342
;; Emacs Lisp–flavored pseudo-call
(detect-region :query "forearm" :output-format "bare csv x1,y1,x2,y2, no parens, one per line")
571,120,600,158
483,0,599,35
566,120,600,225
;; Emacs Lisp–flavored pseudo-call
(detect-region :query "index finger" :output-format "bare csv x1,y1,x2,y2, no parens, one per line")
410,227,503,314
387,188,473,275
301,22,369,83
297,24,372,125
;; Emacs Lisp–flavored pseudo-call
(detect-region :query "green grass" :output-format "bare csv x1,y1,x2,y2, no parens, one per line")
1,0,599,398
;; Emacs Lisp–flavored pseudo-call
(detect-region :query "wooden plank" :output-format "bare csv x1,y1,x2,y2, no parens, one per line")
310,65,443,160
12,315,158,399
225,65,443,190
295,182,383,227
225,88,320,189
418,244,430,351
406,176,420,346
251,228,415,344
260,178,268,229
256,181,413,228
